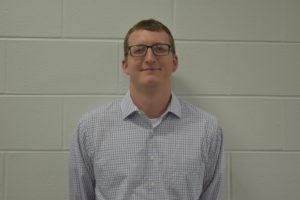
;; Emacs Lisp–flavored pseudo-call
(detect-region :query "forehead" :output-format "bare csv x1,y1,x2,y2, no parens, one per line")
128,30,170,45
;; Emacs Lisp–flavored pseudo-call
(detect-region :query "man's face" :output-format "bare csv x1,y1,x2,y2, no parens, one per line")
122,30,178,88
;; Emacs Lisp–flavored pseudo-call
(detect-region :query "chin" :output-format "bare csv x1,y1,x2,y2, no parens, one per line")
141,79,161,87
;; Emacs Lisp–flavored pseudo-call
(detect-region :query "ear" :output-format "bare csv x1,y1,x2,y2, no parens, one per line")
172,55,178,72
122,59,129,75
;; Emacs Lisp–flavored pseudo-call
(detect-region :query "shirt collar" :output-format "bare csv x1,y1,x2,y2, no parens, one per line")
168,91,182,118
121,91,182,120
121,91,139,119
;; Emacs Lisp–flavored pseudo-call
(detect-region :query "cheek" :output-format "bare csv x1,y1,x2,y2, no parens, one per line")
122,60,140,75
165,60,177,73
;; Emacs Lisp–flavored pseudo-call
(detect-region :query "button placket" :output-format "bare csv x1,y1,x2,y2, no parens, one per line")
145,128,159,189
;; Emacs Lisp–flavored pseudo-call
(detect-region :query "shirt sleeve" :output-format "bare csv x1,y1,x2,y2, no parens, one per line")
69,122,95,200
199,126,224,200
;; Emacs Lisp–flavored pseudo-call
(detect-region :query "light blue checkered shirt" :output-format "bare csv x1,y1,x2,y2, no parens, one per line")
69,92,224,200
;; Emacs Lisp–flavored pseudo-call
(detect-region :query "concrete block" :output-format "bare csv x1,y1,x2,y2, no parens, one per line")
281,44,300,94
6,40,119,94
284,99,300,150
174,0,283,41
284,0,300,41
5,152,68,200
0,97,62,150
0,0,61,37
173,42,231,95
118,42,129,93
230,43,300,95
63,96,120,149
0,154,3,200
231,152,300,200
0,40,5,94
221,152,230,200
183,97,283,150
63,0,173,38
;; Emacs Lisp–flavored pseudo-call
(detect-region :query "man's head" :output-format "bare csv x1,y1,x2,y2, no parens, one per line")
123,19,176,58
122,19,178,90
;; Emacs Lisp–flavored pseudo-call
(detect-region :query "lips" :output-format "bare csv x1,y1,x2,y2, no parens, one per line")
140,68,161,71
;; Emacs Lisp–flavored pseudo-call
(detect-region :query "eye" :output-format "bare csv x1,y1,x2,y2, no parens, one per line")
153,44,168,53
132,45,146,55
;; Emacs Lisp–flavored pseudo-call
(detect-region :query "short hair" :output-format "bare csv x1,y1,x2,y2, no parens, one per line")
123,19,176,57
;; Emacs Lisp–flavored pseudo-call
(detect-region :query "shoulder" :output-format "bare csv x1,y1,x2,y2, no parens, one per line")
78,98,122,129
178,98,222,136
178,98,223,154
179,98,218,123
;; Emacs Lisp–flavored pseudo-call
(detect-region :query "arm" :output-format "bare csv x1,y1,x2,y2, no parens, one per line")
200,126,224,200
69,122,95,200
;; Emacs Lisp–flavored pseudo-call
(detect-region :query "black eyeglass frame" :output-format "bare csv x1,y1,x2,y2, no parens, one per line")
127,44,172,57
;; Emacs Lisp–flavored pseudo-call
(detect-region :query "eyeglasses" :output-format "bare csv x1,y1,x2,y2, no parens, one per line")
128,44,171,57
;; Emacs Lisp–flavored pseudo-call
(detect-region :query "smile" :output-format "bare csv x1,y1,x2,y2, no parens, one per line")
140,68,161,71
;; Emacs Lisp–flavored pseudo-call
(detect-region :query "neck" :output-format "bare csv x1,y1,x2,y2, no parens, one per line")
129,84,172,118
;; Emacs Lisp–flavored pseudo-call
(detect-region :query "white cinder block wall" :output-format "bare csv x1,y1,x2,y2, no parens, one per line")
0,0,300,199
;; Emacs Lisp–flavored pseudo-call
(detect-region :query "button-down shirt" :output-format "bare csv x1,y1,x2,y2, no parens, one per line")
69,92,224,200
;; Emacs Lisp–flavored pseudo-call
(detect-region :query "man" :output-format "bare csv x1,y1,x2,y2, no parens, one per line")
69,19,224,200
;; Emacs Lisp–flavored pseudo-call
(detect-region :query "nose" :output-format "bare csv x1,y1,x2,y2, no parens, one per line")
144,47,156,63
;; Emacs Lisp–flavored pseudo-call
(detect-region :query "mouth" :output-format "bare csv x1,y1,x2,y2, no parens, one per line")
140,68,161,72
